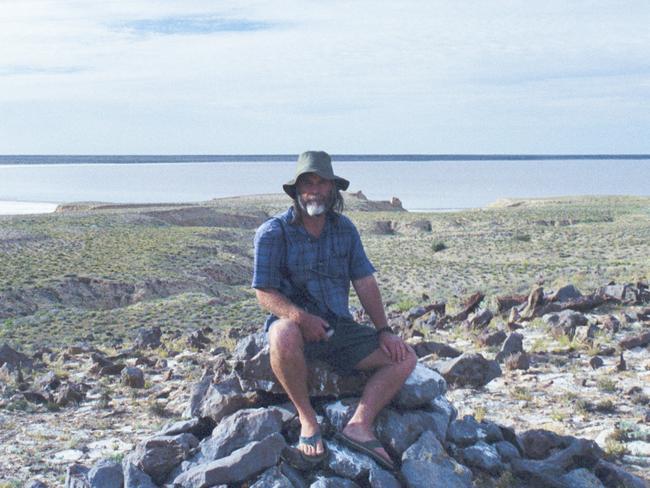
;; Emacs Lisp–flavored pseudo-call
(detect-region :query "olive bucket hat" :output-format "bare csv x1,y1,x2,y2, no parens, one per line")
283,151,350,199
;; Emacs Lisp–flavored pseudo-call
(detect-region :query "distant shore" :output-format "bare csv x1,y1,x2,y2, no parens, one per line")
0,201,59,215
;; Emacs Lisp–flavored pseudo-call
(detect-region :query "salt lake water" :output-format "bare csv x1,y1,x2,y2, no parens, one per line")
0,155,648,214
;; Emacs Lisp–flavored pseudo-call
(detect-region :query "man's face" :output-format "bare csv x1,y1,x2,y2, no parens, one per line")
296,173,334,217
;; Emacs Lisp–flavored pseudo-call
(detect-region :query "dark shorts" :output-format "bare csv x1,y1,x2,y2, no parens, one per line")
268,315,380,375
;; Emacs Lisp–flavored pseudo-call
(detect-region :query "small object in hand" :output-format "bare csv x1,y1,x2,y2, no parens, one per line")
325,323,334,338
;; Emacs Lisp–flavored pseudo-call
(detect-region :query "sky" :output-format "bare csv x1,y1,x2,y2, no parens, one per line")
1,0,649,154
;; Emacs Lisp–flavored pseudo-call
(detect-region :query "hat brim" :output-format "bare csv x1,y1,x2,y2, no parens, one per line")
283,174,349,199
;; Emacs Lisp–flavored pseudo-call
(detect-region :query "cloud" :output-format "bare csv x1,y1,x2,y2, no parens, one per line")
0,65,88,77
111,16,279,36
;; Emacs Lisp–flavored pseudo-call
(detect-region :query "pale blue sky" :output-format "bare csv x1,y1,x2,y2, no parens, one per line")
1,0,649,154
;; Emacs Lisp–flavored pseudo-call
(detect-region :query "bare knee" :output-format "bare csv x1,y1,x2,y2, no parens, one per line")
268,319,304,357
400,347,418,375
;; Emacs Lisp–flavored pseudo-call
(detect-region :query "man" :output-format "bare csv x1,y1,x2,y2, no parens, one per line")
252,151,416,470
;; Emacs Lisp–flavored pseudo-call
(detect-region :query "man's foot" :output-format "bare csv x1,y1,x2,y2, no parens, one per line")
298,421,325,458
339,424,395,470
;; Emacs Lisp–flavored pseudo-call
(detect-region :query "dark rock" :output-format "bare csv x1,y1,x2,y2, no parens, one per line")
412,341,461,358
310,476,360,487
98,363,125,377
460,441,505,475
35,371,62,391
132,433,198,484
505,352,530,370
452,291,485,322
400,431,472,488
599,315,621,333
574,324,601,343
521,286,546,319
187,329,212,350
323,398,358,432
496,294,528,313
482,421,504,443
55,383,84,406
393,363,446,409
134,326,162,349
191,375,257,424
23,391,49,404
619,331,650,350
326,438,378,479
279,462,308,488
594,459,648,488
494,441,521,462
122,459,157,488
447,415,481,447
432,353,501,388
376,408,450,455
173,432,286,487
25,482,49,488
464,308,494,330
550,285,583,302
159,418,213,439
250,466,294,488
495,332,524,362
200,407,283,461
477,329,507,347
64,464,90,488
235,347,366,397
600,284,634,302
499,425,525,456
560,468,605,487
589,356,604,370
88,459,123,488
368,465,401,488
406,306,428,321
520,429,570,460
121,367,145,388
0,343,33,371
232,332,268,361
544,310,588,328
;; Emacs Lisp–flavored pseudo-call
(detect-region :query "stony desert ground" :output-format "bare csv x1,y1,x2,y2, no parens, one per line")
1,193,649,486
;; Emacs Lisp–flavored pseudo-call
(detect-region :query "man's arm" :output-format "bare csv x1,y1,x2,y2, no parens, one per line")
352,274,409,362
255,288,330,342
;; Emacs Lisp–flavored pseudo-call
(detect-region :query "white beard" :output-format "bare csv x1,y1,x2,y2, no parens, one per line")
302,201,327,217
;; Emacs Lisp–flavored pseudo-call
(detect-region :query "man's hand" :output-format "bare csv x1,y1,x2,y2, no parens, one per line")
379,332,409,362
299,312,330,342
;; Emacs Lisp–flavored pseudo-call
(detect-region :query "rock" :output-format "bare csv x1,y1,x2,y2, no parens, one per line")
200,407,283,461
411,341,461,358
494,441,521,462
460,441,505,475
64,464,89,488
192,375,257,424
368,465,401,488
159,418,213,439
520,429,570,460
447,415,481,447
25,482,49,488
599,315,621,333
376,408,450,455
477,329,507,347
122,459,157,488
131,433,199,484
134,326,161,349
452,292,485,321
235,346,366,397
323,398,358,432
594,459,648,488
401,431,472,488
505,352,530,370
0,343,33,371
600,284,634,302
55,383,84,407
121,367,145,388
35,371,62,391
574,324,600,343
561,467,605,487
232,332,268,361
495,332,524,362
393,363,446,409
187,329,212,350
88,459,123,488
326,438,377,479
250,466,295,488
589,356,604,369
432,353,501,388
550,285,583,302
310,476,360,487
620,331,650,350
464,308,493,330
544,309,588,329
279,462,308,488
406,306,428,321
173,432,286,487
23,391,49,404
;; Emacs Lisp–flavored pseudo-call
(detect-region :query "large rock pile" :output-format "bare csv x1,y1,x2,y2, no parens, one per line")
64,332,647,487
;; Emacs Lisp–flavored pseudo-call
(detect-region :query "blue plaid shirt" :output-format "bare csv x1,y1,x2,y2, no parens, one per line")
252,207,376,328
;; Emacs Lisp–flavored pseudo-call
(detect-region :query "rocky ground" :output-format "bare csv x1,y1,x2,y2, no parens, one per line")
1,194,649,486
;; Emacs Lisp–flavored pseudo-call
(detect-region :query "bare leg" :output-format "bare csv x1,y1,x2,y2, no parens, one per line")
268,319,323,456
342,346,417,464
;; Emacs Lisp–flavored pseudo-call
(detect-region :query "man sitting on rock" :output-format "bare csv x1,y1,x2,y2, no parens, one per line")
252,150,417,470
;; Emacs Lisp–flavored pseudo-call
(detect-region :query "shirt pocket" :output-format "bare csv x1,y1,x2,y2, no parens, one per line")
327,249,349,281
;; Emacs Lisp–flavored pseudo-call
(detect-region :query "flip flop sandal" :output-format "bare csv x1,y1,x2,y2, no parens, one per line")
335,432,395,471
281,432,328,470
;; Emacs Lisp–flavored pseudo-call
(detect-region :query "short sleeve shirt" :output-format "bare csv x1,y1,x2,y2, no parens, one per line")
252,207,376,328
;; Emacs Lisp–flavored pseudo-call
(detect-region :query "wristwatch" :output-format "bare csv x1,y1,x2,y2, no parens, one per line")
375,326,395,336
